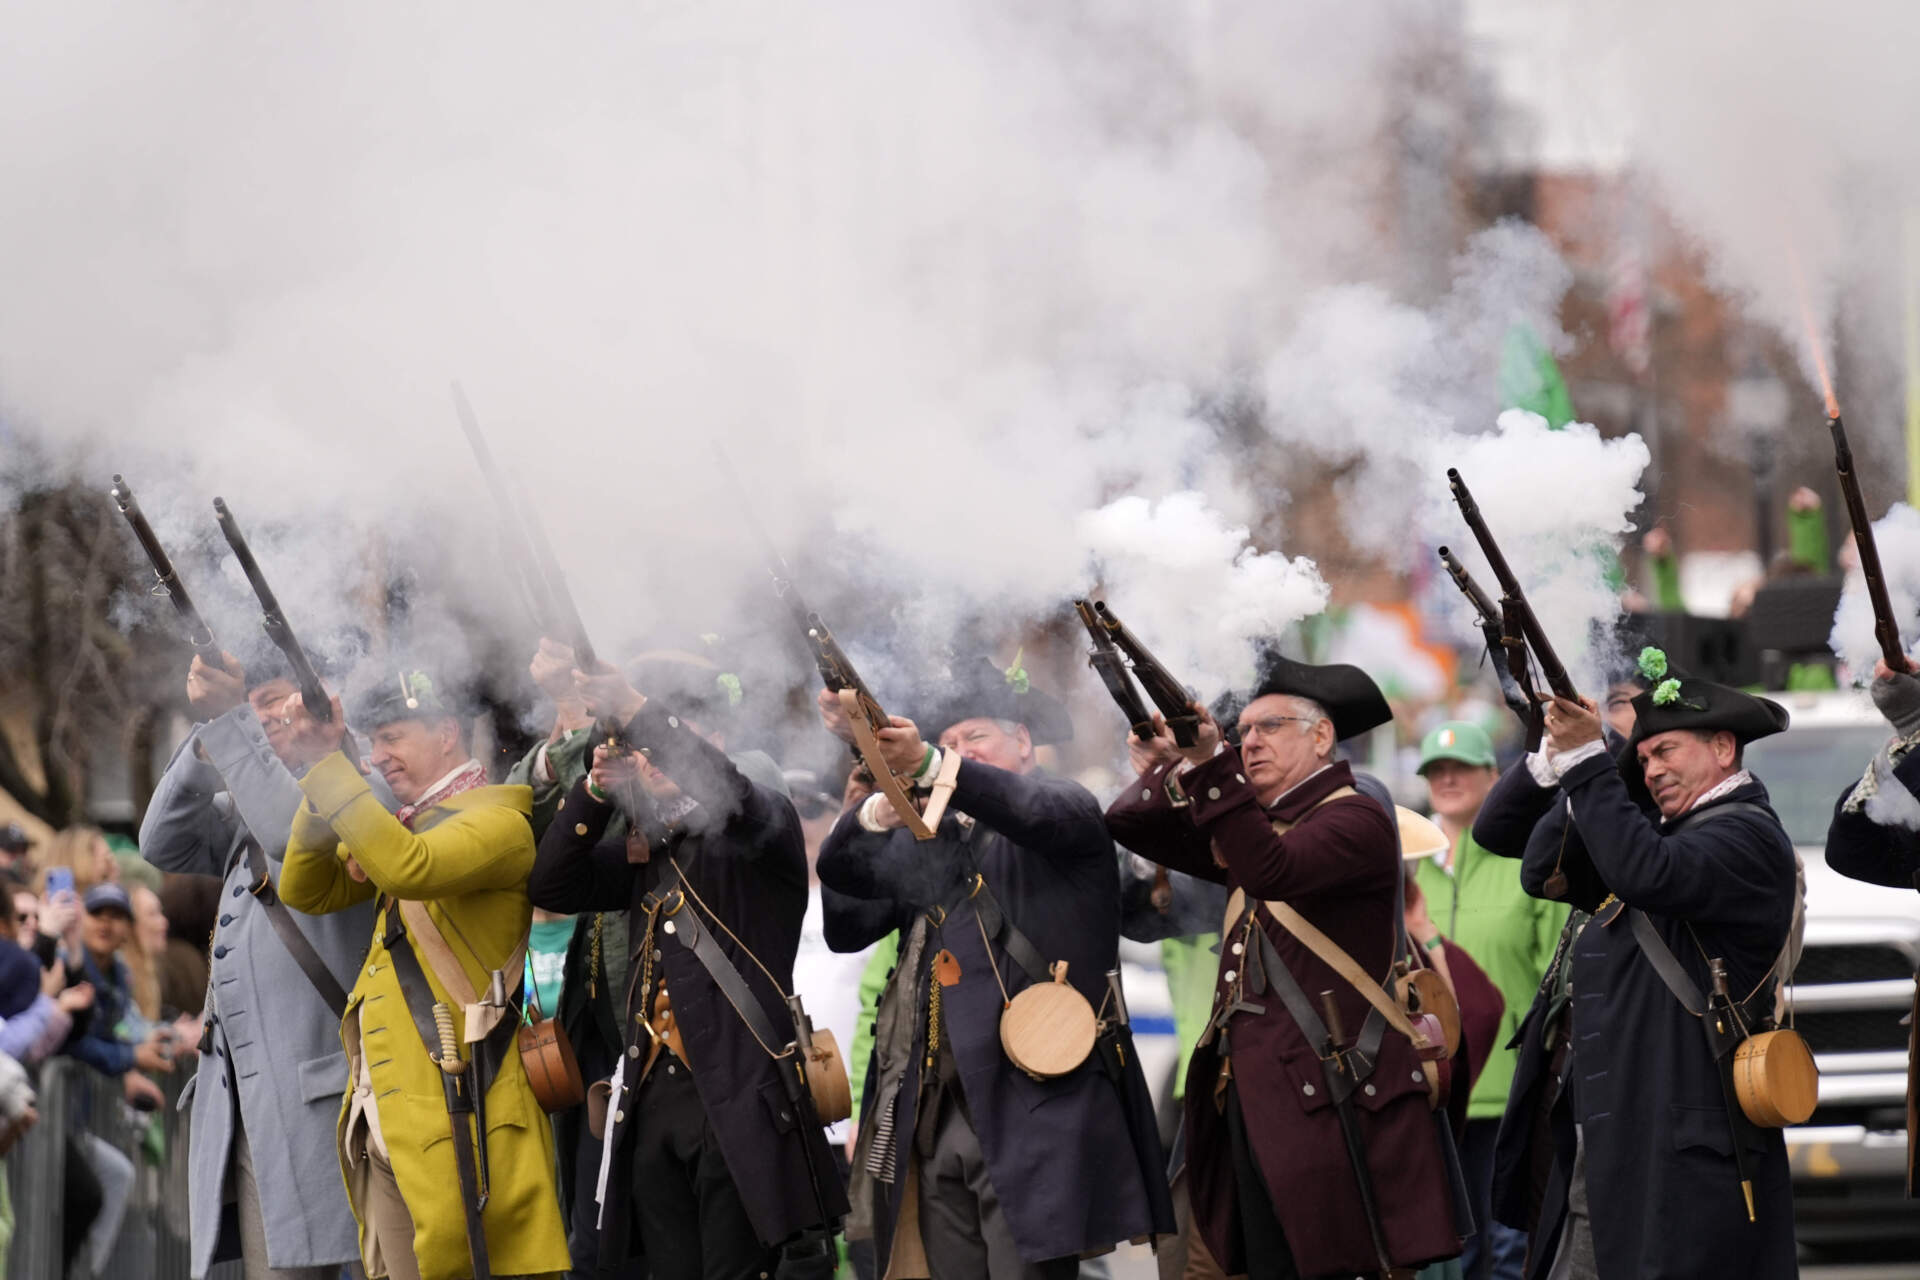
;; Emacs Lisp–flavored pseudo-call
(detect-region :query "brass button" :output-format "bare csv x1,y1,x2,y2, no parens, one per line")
575,822,589,835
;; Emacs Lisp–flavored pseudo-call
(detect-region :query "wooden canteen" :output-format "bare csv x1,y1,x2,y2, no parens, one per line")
1000,961,1097,1080
1733,1028,1819,1127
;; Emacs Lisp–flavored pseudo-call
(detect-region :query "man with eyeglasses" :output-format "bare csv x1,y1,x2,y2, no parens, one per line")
1107,654,1463,1279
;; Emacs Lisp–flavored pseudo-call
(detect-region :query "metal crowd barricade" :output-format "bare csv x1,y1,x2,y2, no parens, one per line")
5,1057,243,1280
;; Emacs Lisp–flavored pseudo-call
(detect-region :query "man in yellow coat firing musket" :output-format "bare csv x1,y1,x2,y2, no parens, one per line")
280,669,569,1280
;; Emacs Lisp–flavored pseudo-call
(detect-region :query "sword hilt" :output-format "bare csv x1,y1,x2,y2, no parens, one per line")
433,1002,466,1075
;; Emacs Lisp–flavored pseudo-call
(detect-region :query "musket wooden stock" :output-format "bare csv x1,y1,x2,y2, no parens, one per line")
1828,413,1907,669
1446,469,1578,701
109,474,221,660
1073,598,1172,912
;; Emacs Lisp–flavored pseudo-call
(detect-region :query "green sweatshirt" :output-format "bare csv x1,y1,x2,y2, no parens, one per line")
1415,827,1568,1121
1787,504,1830,573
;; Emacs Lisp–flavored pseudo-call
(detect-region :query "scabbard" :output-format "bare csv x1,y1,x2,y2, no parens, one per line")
1322,1056,1397,1277
442,1067,493,1280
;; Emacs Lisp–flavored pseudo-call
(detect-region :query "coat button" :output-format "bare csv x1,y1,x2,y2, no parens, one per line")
1413,1071,1425,1082
1235,773,1245,784
575,823,589,836
1302,1083,1315,1096
1223,970,1236,984
213,945,229,959
1141,789,1151,801
231,884,245,897
628,1045,640,1059
663,921,676,935
1363,1083,1376,1097
614,1109,625,1124
652,949,663,962
219,914,233,926
1230,942,1243,956
668,716,679,728
1207,787,1221,800
780,1109,792,1123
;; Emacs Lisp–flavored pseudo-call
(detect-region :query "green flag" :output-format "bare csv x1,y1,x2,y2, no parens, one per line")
1499,324,1575,430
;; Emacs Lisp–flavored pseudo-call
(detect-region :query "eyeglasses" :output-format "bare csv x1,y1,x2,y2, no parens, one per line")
1236,715,1319,741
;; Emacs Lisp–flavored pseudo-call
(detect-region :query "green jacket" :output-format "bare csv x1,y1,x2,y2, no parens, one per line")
1414,827,1567,1121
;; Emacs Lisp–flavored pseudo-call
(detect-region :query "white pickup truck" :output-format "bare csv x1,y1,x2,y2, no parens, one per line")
1744,689,1920,1250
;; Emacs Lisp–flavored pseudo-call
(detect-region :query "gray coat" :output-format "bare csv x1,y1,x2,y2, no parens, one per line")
139,708,383,1277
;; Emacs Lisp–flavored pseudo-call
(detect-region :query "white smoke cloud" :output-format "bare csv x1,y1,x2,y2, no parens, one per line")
1830,501,1920,678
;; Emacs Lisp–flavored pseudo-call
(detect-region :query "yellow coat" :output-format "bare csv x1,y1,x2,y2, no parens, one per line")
282,752,569,1280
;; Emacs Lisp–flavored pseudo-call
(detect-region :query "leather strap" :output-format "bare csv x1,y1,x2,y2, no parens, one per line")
397,898,527,1045
1248,922,1385,1097
645,862,791,1061
377,900,517,1279
1622,801,1780,1036
240,837,349,1019
950,871,1052,989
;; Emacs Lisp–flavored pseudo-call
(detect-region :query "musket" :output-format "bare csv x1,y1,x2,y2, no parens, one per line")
1705,960,1758,1223
1073,600,1157,741
212,498,333,721
1828,410,1907,670
1436,546,1533,731
1074,599,1172,912
449,384,598,669
1087,601,1200,747
109,475,221,661
1447,469,1578,702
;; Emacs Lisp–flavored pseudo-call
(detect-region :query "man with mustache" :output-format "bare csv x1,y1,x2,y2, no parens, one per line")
1530,655,1798,1279
1105,653,1462,1279
279,670,568,1280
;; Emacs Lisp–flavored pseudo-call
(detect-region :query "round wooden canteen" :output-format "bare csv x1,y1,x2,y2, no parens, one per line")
1733,1029,1819,1127
1000,961,1098,1080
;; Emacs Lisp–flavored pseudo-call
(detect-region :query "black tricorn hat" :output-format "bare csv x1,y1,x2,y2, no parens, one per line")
624,648,743,727
1246,651,1393,742
1620,680,1788,756
909,655,1073,747
350,669,463,729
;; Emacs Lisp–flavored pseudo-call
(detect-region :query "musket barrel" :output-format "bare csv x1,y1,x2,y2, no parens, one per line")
110,475,220,657
1829,413,1907,669
212,497,332,720
1447,470,1577,700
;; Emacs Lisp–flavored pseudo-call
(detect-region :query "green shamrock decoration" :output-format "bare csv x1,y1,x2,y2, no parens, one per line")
1652,677,1682,706
1637,647,1668,682
1003,648,1030,696
716,672,744,707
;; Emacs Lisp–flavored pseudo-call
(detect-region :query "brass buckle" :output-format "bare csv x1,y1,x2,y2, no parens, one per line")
643,887,687,919
967,874,985,899
926,904,947,927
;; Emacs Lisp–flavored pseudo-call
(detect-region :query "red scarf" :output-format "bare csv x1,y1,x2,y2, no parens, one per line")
396,759,488,830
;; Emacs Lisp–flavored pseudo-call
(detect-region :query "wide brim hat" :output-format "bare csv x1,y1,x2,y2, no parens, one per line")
1248,652,1393,742
909,656,1073,747
1396,807,1450,861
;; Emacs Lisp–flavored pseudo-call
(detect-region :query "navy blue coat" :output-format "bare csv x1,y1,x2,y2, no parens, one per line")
1554,754,1798,1280
818,761,1171,1267
527,702,847,1263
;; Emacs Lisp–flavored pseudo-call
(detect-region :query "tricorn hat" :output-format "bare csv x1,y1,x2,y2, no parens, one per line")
1248,650,1393,742
910,654,1073,747
350,669,462,729
1615,646,1788,797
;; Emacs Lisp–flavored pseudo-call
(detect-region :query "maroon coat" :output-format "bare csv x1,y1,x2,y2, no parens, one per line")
1107,755,1463,1276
